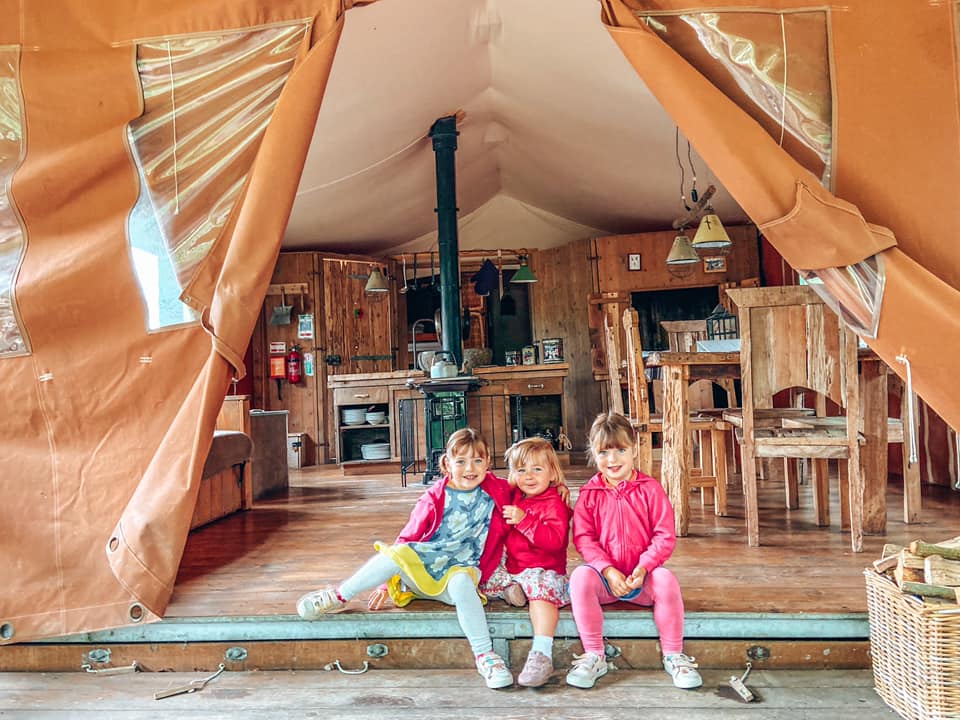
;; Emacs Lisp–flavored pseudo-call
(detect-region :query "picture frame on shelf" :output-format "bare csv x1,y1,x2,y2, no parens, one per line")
703,256,727,274
541,338,564,364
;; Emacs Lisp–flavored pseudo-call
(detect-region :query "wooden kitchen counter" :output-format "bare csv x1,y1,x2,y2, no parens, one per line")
327,364,569,473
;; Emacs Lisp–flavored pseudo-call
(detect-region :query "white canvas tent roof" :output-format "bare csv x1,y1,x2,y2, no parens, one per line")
285,0,748,254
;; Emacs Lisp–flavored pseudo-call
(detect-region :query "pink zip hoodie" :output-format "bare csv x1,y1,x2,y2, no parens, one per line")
572,469,676,576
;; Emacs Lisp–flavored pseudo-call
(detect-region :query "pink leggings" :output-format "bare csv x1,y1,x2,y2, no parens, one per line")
568,564,685,655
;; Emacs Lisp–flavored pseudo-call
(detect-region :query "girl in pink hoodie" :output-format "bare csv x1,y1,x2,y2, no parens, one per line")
566,413,702,691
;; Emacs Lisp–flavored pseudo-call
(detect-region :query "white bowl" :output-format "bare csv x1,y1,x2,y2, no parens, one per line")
365,411,386,425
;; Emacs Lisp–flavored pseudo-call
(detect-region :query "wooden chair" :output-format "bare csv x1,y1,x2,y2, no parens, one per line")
621,308,728,516
725,286,866,551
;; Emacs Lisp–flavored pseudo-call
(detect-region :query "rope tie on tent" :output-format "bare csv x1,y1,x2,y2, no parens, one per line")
954,426,960,490
777,15,787,147
166,41,181,215
895,354,918,465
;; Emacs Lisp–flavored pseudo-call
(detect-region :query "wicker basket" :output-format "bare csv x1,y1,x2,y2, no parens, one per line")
865,569,960,719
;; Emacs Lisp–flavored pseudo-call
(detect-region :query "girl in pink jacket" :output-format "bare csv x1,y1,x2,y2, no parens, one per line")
296,428,515,690
481,437,572,687
566,413,702,691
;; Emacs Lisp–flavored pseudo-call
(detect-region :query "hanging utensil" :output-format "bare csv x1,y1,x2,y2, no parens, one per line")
499,250,516,317
409,253,419,296
430,250,440,297
399,256,408,294
270,288,293,325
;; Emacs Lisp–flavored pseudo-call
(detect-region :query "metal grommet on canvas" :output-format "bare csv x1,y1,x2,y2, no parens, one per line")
128,603,145,622
0,623,14,640
107,536,119,552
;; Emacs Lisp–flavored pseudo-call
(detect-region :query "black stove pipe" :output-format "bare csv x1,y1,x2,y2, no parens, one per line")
428,115,462,368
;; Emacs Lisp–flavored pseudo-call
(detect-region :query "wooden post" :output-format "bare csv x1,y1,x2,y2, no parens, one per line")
661,363,692,536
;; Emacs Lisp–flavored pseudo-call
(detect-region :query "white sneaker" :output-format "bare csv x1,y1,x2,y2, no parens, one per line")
663,653,702,689
475,652,514,689
296,588,346,619
565,652,608,689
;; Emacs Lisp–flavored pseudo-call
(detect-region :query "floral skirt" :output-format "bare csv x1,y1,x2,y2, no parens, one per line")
481,564,570,607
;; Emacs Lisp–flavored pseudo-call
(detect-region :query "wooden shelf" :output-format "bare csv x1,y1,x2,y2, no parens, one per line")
340,423,390,431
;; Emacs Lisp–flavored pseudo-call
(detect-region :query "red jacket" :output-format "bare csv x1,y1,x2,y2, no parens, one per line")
394,471,513,583
572,470,676,576
504,485,571,575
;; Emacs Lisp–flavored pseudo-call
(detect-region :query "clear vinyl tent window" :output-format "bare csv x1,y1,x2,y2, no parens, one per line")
0,46,28,357
799,255,885,340
126,23,309,330
641,10,833,188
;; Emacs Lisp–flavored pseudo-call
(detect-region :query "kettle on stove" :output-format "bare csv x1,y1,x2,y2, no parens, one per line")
430,351,459,379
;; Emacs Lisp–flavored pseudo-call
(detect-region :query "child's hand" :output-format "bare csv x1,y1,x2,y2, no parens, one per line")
626,566,647,590
556,483,571,505
367,588,390,611
602,566,630,598
503,505,526,525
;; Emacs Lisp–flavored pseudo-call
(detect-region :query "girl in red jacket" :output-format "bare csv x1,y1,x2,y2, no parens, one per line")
481,437,572,688
296,428,516,689
566,413,702,691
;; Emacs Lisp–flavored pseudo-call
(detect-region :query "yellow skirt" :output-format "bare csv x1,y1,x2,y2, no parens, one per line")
375,542,482,608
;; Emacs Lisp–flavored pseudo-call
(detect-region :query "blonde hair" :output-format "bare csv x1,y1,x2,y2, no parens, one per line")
439,427,491,475
586,413,636,467
505,437,565,488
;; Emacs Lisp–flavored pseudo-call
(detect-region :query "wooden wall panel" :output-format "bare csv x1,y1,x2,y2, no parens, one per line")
250,252,320,465
530,239,599,453
594,224,759,294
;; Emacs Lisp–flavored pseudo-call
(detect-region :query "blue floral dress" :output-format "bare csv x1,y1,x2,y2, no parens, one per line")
376,485,494,606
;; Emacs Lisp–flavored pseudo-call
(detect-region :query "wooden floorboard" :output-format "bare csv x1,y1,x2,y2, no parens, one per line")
0,669,900,718
168,463,960,618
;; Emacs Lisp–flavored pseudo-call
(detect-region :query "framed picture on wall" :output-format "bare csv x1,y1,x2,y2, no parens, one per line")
541,338,564,364
703,256,727,273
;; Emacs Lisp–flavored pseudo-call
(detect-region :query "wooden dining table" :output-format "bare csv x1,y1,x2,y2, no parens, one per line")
644,351,741,536
646,346,916,542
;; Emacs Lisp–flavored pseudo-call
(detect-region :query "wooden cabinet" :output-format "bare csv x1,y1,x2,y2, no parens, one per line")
329,371,423,471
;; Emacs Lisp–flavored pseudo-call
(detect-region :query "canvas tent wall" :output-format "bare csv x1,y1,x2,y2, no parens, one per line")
1,0,959,643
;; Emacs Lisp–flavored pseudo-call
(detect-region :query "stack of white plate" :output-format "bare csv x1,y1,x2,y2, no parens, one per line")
360,443,391,460
341,408,367,426
365,410,386,425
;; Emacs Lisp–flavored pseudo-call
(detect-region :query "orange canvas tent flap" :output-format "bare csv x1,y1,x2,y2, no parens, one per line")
601,0,960,433
0,0,347,644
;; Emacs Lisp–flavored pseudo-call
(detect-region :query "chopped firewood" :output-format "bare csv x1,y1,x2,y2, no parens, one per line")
895,550,926,587
909,540,960,561
872,555,899,573
899,581,960,603
924,555,960,586
882,543,903,558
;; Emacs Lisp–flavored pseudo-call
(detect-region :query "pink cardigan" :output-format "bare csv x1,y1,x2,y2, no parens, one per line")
393,471,513,583
572,470,676,576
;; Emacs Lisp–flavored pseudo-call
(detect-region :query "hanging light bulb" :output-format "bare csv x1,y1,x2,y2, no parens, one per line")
692,212,731,252
364,267,389,293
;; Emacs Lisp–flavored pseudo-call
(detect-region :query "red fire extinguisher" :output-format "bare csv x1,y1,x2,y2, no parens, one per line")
286,345,303,385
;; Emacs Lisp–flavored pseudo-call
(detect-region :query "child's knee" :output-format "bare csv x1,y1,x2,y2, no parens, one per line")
569,565,602,593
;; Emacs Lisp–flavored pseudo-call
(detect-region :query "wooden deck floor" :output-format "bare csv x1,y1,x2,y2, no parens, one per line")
0,668,899,719
170,462,960,618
